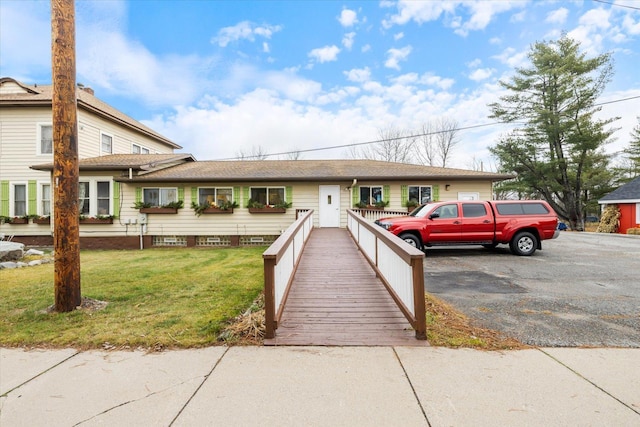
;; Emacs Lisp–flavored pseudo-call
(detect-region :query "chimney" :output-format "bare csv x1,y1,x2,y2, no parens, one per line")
77,83,94,95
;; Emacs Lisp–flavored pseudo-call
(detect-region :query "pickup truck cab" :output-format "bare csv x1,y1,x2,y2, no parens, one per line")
375,200,559,256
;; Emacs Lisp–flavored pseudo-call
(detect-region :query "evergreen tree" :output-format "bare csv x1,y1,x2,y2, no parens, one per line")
489,35,618,230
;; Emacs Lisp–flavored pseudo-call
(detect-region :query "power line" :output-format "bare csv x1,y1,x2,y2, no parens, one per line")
214,94,640,161
593,0,640,11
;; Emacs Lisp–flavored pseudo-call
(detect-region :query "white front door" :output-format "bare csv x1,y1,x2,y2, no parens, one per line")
319,185,341,227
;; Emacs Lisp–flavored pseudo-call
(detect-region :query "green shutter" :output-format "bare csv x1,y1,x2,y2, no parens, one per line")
135,187,142,204
401,185,408,206
178,187,184,203
383,185,390,205
285,186,293,204
112,182,120,218
0,181,9,216
243,187,250,208
352,186,359,207
233,186,240,205
432,185,439,202
191,187,198,205
28,180,37,215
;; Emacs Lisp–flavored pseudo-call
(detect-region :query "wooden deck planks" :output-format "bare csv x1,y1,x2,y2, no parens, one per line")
264,228,427,346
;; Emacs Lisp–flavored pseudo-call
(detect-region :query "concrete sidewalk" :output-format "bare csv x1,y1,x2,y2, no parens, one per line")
1,346,638,426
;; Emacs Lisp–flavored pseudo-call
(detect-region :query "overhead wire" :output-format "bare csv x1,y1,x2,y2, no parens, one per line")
213,94,640,161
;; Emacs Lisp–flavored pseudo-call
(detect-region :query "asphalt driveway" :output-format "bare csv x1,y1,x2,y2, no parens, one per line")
423,232,640,348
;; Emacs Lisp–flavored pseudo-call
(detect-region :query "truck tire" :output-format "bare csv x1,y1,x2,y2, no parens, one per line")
510,231,537,256
399,233,422,250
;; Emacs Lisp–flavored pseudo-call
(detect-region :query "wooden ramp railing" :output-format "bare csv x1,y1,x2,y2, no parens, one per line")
263,213,426,346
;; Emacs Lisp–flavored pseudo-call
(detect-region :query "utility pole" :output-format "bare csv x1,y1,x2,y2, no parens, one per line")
51,0,81,312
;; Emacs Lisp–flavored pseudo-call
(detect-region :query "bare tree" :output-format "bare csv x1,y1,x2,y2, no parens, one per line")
236,145,269,160
350,125,414,162
414,118,460,167
281,149,302,160
415,122,438,166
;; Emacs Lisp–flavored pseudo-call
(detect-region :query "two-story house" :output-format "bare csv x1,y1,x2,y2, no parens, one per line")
0,77,180,245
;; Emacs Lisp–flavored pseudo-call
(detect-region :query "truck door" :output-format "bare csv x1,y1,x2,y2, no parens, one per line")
460,202,494,242
426,203,462,242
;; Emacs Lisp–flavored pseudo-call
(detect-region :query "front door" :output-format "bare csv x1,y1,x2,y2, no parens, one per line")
319,185,341,227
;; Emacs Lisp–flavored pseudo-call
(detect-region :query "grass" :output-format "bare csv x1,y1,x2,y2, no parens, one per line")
1,247,527,351
0,247,266,350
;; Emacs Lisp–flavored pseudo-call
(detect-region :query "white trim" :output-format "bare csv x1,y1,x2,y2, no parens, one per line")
457,191,480,200
636,203,640,225
9,181,28,217
100,131,114,155
37,180,52,216
79,177,113,216
36,122,53,156
599,199,640,204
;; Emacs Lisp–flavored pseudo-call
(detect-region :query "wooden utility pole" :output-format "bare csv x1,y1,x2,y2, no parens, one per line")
51,0,81,312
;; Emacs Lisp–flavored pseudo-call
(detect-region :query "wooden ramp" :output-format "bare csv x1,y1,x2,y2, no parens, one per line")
264,228,427,346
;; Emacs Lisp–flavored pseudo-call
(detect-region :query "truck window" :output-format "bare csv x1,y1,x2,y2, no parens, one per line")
433,204,458,218
523,203,550,214
462,203,487,218
496,203,550,215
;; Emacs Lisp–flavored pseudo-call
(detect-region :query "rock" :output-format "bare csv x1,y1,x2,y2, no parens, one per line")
0,261,18,269
0,241,24,262
25,249,44,256
28,260,43,266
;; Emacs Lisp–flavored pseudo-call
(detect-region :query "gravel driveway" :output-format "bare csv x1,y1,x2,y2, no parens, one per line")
423,232,640,347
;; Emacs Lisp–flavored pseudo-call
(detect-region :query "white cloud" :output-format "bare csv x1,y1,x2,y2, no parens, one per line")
382,0,455,28
493,47,528,69
342,32,356,50
308,45,341,63
263,42,270,53
338,8,358,27
623,15,640,35
361,44,372,53
419,73,455,90
546,7,569,25
385,46,413,70
344,67,371,83
468,68,494,82
211,21,282,47
579,8,611,30
394,32,405,41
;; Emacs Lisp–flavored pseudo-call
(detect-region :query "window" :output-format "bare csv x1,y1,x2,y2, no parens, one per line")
250,187,284,206
41,183,51,216
39,124,53,154
132,144,150,154
199,187,233,206
462,203,487,218
13,184,27,217
408,186,432,204
79,182,90,215
496,203,549,215
97,182,110,215
101,133,113,154
359,186,383,205
143,187,177,207
433,204,458,219
79,180,111,216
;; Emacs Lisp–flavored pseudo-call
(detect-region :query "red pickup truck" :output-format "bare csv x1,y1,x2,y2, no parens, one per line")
375,200,560,256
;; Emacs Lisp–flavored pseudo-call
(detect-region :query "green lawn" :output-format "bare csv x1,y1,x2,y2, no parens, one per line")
0,247,265,349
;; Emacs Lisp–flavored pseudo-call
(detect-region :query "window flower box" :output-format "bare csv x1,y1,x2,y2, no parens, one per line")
33,217,51,224
10,217,29,224
80,217,113,224
201,207,234,214
139,207,178,214
248,207,287,214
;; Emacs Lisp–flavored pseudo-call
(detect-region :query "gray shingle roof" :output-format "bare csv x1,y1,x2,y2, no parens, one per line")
599,176,640,203
0,77,181,149
113,159,514,182
31,154,195,172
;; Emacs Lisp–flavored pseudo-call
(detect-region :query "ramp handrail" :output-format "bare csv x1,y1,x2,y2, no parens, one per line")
347,209,426,339
263,209,314,339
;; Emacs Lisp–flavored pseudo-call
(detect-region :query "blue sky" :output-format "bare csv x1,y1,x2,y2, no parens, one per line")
1,0,639,168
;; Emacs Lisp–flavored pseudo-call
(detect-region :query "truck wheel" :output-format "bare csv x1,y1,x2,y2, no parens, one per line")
399,233,422,250
510,232,537,256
